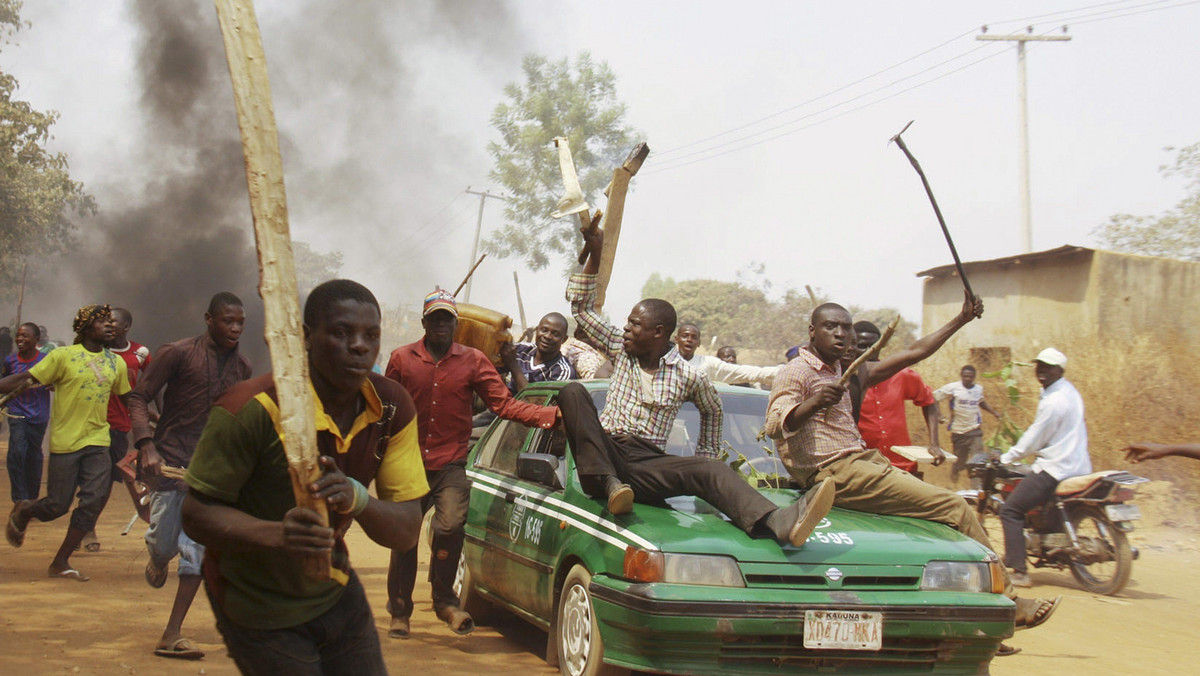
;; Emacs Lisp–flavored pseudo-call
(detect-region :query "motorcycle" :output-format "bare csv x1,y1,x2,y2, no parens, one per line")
959,458,1149,595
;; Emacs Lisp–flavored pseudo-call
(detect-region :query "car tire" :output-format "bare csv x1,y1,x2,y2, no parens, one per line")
556,565,627,676
456,551,495,625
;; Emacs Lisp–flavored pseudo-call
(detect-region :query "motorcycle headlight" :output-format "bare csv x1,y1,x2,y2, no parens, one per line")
624,548,745,587
920,561,1000,593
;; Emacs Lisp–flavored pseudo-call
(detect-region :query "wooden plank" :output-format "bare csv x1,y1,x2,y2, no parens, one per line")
214,0,328,580
594,143,649,310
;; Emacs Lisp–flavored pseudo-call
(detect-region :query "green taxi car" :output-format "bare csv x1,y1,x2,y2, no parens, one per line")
459,381,1013,676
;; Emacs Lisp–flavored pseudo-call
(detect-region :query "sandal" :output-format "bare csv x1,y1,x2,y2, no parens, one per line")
82,530,101,553
1014,595,1062,631
436,605,475,635
145,559,168,589
51,567,90,582
154,637,205,660
995,643,1022,657
6,500,30,548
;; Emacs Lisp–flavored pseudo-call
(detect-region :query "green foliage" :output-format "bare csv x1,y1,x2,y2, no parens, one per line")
0,1,96,292
293,241,344,296
642,267,919,358
485,52,639,271
980,362,1029,453
1092,142,1200,261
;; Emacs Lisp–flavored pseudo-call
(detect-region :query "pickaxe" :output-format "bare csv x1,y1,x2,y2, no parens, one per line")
889,121,974,299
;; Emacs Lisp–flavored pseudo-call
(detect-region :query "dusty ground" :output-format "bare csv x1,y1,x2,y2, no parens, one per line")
2,451,1198,675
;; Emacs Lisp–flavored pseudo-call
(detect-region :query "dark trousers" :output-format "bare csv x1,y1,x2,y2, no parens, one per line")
210,572,387,676
557,382,776,533
28,444,112,532
107,428,130,483
1000,470,1060,573
949,428,984,483
7,419,47,502
387,463,469,619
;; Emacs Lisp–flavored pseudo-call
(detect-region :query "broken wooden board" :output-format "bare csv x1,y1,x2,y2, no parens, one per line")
594,143,649,310
214,0,328,580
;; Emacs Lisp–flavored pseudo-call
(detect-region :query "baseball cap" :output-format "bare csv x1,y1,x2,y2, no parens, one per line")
1034,347,1067,367
422,289,458,318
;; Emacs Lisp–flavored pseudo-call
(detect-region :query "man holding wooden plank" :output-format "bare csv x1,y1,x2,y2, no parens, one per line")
182,280,428,674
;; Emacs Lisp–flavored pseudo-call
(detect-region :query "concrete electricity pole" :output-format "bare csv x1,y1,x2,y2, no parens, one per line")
463,187,506,303
977,27,1071,253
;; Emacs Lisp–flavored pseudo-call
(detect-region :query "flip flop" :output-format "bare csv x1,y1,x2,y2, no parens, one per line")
1015,595,1062,631
154,637,205,660
6,500,29,548
51,567,90,582
145,559,168,589
82,531,101,553
995,643,1022,657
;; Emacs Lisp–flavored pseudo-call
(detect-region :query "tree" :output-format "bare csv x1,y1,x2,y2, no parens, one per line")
485,53,639,271
1092,142,1200,262
0,1,96,292
293,241,344,297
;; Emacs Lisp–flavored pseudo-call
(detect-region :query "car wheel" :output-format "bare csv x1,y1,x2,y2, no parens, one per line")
455,550,494,624
556,565,627,676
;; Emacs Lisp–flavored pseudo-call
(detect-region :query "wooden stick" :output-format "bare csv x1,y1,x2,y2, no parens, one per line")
214,0,328,580
452,253,487,298
512,270,527,332
838,315,900,386
594,143,649,310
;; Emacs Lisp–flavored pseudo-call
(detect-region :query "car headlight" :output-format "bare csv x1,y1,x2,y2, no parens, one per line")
921,560,1004,593
624,547,745,587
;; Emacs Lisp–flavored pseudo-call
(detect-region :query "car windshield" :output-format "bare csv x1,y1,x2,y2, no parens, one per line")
589,388,789,482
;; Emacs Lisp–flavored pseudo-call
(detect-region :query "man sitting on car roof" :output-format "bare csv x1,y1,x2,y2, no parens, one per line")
560,226,835,548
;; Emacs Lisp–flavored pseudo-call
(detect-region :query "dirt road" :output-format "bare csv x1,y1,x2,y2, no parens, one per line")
2,467,1197,675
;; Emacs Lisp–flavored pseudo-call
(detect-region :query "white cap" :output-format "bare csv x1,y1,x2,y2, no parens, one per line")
1034,347,1067,367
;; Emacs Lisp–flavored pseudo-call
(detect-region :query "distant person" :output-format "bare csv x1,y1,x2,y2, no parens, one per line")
128,292,252,660
849,320,944,476
716,345,755,388
562,325,611,380
82,307,153,553
1124,442,1200,462
385,289,558,638
182,280,427,674
2,305,131,582
997,348,1092,588
934,365,1001,484
498,312,576,393
674,323,778,388
3,323,51,503
0,326,12,361
784,345,801,362
37,325,55,354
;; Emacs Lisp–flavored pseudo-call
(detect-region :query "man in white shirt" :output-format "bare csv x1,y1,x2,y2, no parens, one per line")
674,324,778,388
934,365,1000,484
997,348,1092,587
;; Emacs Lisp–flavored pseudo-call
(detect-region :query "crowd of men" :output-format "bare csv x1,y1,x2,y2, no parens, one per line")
0,222,1135,672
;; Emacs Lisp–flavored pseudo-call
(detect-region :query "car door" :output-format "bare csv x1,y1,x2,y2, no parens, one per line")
465,393,554,615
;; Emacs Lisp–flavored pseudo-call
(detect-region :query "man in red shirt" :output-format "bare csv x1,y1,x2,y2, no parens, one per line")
84,307,153,552
384,289,557,639
850,321,943,476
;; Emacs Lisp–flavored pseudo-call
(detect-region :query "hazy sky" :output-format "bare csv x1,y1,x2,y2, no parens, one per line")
5,0,1198,346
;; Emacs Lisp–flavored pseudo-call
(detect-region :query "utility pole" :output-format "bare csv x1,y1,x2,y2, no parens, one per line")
977,27,1071,253
463,187,506,304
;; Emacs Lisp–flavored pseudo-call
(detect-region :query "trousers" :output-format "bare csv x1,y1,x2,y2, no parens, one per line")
557,382,776,533
999,470,1060,573
6,419,46,502
387,463,470,618
28,444,112,532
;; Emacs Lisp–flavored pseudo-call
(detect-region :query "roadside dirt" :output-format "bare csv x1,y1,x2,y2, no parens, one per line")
2,450,1197,675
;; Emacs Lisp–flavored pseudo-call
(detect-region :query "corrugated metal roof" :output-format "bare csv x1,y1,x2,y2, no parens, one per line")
916,245,1092,278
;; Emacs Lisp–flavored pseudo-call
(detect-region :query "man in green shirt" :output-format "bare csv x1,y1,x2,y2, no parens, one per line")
182,280,428,675
3,304,131,581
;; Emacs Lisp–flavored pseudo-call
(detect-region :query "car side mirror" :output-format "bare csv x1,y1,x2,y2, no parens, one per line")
517,452,562,490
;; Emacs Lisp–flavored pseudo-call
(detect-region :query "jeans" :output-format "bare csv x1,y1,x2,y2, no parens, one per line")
1000,470,1061,573
210,572,387,676
388,463,470,618
6,419,47,502
28,445,112,532
145,488,204,576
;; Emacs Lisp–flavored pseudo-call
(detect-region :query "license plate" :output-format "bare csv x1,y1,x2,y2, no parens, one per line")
1105,504,1141,522
803,610,882,651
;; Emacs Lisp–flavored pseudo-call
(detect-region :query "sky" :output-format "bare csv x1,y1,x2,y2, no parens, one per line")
4,0,1198,351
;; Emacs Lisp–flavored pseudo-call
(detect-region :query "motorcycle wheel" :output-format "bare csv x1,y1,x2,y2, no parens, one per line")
1067,505,1133,595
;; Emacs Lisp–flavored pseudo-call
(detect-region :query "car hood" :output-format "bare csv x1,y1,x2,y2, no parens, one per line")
631,490,989,566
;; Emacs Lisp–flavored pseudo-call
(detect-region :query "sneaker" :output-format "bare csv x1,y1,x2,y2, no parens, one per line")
604,477,634,515
1010,570,1033,588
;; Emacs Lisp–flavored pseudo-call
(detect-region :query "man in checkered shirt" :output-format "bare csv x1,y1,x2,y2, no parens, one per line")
557,228,835,547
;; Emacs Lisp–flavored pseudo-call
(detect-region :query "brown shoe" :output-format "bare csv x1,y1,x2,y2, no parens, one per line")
388,616,410,639
436,605,475,635
604,477,634,515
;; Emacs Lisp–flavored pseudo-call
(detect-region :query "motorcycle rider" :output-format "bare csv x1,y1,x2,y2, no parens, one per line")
997,348,1092,587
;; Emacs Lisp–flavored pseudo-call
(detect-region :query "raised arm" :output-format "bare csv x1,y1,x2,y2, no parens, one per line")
566,227,623,358
691,376,725,459
705,359,779,387
864,289,983,388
